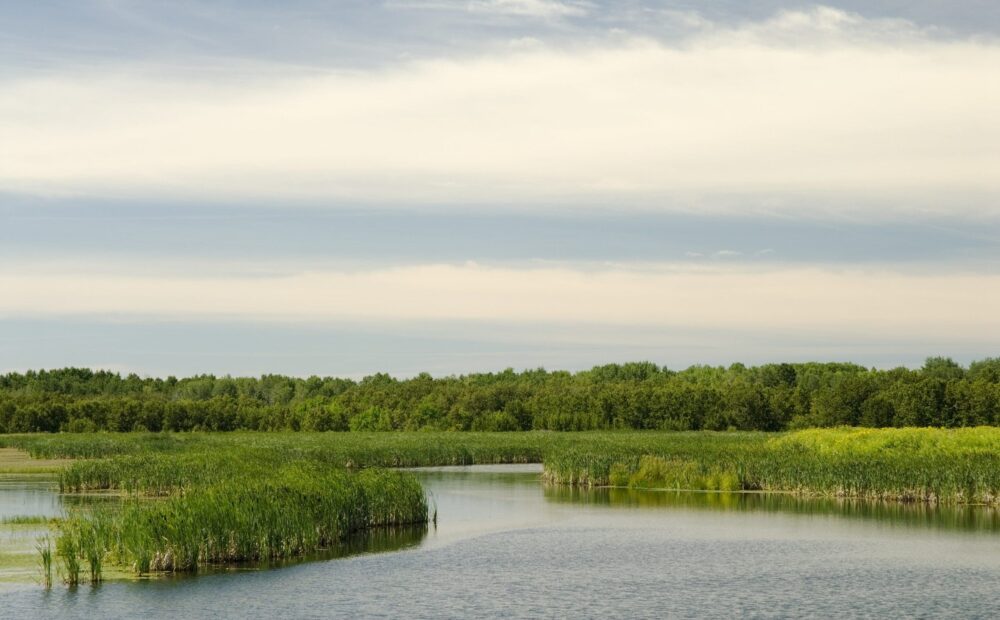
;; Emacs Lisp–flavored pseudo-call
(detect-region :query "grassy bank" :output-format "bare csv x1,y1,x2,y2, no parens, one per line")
541,428,1000,504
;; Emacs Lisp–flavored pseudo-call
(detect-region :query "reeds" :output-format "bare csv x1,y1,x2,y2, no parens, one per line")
55,526,81,586
55,464,427,576
10,429,1000,505
36,536,53,588
8,429,1000,505
542,427,1000,504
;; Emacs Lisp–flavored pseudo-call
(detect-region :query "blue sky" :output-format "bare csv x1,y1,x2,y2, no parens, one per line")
2,1,999,377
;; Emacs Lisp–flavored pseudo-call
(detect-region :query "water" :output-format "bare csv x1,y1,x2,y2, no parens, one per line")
0,476,61,519
3,465,1000,619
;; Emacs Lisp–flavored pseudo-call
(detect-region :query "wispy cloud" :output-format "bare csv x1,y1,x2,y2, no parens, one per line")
468,0,589,17
710,6,938,46
388,0,589,18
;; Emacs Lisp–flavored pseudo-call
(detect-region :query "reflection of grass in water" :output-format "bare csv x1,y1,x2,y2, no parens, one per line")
543,485,1000,532
101,523,429,584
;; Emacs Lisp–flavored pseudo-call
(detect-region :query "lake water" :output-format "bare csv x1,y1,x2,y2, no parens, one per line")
2,465,1000,619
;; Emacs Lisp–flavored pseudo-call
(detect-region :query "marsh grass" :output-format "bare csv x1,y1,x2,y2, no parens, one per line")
55,464,427,577
35,536,52,588
55,526,82,586
7,429,999,504
542,428,1000,504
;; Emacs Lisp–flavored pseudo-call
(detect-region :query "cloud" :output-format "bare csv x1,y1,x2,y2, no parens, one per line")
387,0,588,18
712,6,937,46
468,0,589,18
1,7,998,216
3,261,1000,345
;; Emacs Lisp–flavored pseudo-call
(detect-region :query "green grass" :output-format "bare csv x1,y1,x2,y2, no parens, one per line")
4,429,999,504
55,464,427,577
542,427,1000,503
36,536,53,588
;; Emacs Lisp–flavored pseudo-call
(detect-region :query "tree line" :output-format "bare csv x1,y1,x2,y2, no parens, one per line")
1,358,999,433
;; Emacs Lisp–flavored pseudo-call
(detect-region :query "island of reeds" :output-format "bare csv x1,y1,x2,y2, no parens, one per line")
6,441,430,586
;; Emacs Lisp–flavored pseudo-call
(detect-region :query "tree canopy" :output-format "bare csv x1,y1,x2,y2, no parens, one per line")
1,359,998,433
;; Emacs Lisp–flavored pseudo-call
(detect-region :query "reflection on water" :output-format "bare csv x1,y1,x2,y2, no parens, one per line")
263,524,429,568
412,465,555,548
544,485,1000,532
143,524,430,583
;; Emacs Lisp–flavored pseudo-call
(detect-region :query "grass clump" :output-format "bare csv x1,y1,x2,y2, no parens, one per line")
55,526,82,586
622,456,742,492
36,536,53,588
57,464,427,576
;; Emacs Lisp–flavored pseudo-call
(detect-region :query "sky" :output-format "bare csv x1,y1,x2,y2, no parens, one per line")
2,1,999,377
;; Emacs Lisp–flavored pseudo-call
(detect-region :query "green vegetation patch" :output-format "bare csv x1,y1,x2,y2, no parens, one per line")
543,427,1000,504
54,465,427,584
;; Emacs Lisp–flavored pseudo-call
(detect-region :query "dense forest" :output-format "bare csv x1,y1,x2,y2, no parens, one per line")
1,358,999,433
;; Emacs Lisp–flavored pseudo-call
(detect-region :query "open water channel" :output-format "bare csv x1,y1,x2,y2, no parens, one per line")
2,464,999,618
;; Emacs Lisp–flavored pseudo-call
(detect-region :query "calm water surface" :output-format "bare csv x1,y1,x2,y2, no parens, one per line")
0,476,61,519
3,465,999,619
